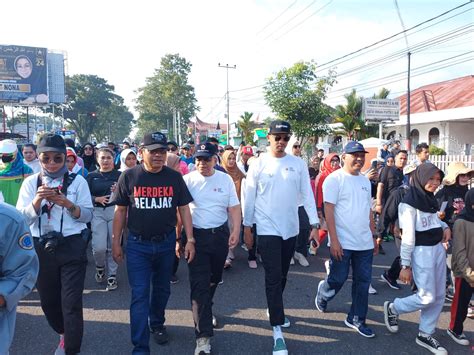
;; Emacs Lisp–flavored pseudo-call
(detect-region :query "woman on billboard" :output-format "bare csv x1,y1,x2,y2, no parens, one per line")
14,54,48,104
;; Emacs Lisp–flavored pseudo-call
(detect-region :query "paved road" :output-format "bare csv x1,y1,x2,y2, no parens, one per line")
11,241,473,354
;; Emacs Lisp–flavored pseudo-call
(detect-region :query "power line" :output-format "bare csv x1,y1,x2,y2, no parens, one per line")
316,0,473,69
275,0,334,40
261,0,320,42
257,0,298,35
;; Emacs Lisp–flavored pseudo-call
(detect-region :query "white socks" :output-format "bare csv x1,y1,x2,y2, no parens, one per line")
273,326,283,341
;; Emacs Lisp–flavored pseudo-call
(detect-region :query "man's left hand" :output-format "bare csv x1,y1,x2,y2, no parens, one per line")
308,228,320,249
47,192,73,208
228,232,239,248
184,241,196,263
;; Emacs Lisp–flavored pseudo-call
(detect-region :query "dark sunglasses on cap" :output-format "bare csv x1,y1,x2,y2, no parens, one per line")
40,155,65,164
272,135,291,142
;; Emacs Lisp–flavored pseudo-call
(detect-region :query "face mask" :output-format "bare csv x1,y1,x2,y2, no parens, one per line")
1,155,14,163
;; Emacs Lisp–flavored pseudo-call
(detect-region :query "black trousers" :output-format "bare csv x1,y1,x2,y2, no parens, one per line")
247,224,258,261
450,277,474,334
188,225,229,338
35,235,87,355
257,235,296,327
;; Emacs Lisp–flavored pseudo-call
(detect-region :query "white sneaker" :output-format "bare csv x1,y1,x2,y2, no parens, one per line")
368,284,377,295
227,248,235,260
194,337,211,355
241,243,248,252
324,259,330,276
290,257,295,265
54,335,65,355
293,252,309,267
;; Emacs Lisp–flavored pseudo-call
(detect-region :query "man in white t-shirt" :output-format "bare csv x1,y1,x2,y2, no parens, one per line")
183,142,241,355
315,141,378,338
243,120,320,355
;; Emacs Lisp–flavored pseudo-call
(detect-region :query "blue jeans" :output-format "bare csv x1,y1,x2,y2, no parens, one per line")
322,249,373,323
126,231,175,354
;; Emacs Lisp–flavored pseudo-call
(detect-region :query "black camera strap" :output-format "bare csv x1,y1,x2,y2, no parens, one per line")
36,172,77,237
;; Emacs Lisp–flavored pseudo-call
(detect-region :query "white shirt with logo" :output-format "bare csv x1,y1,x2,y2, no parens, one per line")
243,154,318,240
323,168,373,250
184,170,240,229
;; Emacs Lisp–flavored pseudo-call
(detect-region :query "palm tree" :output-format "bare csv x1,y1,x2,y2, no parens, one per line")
237,111,256,144
333,89,363,139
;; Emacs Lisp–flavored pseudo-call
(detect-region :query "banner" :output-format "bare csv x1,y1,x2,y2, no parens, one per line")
0,45,48,104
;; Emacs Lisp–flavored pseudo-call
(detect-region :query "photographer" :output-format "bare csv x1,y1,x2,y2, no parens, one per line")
16,134,93,355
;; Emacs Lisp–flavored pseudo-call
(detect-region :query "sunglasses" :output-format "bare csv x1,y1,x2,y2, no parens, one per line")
272,135,291,142
168,147,177,152
40,155,65,164
293,145,301,149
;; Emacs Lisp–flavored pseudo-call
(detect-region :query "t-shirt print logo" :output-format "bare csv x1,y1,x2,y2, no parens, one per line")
133,186,174,209
361,186,369,192
152,133,164,141
213,188,223,193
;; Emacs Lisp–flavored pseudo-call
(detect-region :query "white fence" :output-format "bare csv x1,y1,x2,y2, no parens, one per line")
407,154,473,173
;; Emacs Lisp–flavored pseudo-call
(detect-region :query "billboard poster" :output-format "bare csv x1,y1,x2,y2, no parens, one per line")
0,45,48,104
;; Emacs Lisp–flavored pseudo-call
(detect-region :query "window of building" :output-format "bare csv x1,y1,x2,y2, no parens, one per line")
410,129,419,153
428,127,440,146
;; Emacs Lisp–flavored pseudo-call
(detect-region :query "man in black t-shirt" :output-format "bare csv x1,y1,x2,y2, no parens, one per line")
375,150,408,214
112,132,195,354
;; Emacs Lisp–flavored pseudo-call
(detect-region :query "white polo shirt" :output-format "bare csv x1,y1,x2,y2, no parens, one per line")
184,169,240,229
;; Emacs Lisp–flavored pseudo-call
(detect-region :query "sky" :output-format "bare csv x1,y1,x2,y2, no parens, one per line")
3,0,473,130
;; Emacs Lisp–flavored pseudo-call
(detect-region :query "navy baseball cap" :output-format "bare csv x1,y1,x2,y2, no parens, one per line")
343,141,368,154
194,142,217,158
141,132,167,150
37,134,67,155
268,120,291,134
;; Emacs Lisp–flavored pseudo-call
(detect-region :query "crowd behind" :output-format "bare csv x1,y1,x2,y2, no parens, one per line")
0,123,473,355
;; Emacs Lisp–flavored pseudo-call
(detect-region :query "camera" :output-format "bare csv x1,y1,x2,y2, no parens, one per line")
39,231,63,253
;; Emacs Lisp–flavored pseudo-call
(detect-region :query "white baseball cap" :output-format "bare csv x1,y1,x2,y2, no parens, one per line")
0,139,18,154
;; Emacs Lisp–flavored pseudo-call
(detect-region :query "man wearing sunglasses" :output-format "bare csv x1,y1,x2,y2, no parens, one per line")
183,142,241,355
0,139,33,205
243,120,320,355
112,131,195,354
16,133,93,355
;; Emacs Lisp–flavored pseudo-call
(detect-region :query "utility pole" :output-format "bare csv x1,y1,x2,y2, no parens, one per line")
218,63,236,144
405,52,412,152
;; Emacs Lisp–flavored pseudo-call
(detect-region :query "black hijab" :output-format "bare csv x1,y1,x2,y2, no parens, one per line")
457,188,474,223
81,143,97,171
403,163,444,213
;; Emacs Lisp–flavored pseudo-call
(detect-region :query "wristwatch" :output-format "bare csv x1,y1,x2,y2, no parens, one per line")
310,223,321,230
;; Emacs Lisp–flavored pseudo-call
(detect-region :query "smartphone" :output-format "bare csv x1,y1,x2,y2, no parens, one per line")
371,160,378,170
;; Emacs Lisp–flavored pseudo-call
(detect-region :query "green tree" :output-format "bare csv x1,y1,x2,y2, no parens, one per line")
333,89,363,140
237,111,256,144
263,61,335,145
63,75,132,143
135,54,198,141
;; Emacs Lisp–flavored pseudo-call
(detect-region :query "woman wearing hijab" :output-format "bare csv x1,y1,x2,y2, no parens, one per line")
447,188,474,346
16,133,93,355
315,153,340,243
81,143,97,172
0,139,34,205
119,148,138,172
384,163,451,355
221,150,246,268
66,148,88,177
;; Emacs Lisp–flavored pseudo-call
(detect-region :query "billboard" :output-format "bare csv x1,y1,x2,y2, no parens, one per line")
363,98,400,122
0,45,48,104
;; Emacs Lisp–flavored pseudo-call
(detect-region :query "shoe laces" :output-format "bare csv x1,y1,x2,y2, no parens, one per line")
424,335,440,348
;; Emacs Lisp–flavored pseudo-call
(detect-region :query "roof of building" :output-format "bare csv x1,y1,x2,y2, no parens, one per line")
397,75,474,115
189,116,228,133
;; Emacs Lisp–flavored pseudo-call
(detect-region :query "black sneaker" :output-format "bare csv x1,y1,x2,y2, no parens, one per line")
151,326,169,345
383,301,399,333
446,328,469,346
445,288,454,302
381,272,401,290
416,334,447,355
344,317,375,338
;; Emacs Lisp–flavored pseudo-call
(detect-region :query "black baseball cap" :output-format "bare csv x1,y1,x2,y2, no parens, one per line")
194,142,217,158
37,133,67,155
167,141,178,148
141,132,167,150
268,120,291,134
343,141,368,154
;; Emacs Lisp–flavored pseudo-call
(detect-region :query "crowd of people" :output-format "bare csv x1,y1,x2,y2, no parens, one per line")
0,121,473,355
